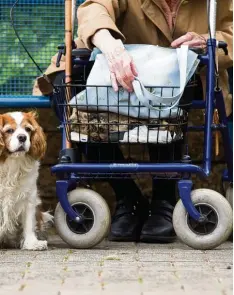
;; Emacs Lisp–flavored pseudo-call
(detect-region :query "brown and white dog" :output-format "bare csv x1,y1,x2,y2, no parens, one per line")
0,111,52,250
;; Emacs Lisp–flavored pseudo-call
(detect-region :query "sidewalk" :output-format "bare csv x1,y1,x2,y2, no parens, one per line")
0,235,232,295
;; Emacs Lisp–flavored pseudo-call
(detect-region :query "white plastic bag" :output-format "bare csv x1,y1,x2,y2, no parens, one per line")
69,44,200,119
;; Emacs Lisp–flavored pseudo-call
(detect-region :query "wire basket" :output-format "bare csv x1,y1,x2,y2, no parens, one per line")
53,62,198,145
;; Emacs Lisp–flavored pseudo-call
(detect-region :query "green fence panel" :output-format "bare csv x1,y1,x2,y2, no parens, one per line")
0,0,84,97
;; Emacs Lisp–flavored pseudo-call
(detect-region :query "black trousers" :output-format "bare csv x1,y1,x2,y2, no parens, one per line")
80,143,182,206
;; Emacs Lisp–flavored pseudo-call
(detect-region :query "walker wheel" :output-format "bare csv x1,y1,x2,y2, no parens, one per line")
187,203,218,235
225,184,233,241
54,188,111,249
66,203,94,235
173,189,233,250
225,184,233,209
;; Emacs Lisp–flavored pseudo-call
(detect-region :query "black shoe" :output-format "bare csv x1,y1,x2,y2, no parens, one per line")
108,198,149,242
140,200,176,243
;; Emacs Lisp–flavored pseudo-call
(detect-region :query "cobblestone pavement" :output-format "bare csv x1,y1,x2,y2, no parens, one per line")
0,236,232,295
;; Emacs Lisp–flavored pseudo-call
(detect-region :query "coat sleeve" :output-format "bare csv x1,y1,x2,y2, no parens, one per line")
77,0,127,49
203,0,233,70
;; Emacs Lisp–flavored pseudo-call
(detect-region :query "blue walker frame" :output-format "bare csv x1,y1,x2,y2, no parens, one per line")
0,27,232,226
51,39,233,224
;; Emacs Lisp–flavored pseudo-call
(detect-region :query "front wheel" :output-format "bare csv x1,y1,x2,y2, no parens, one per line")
225,184,233,209
54,188,111,249
173,189,233,250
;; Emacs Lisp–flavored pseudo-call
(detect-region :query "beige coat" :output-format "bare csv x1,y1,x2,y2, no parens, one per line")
33,0,233,115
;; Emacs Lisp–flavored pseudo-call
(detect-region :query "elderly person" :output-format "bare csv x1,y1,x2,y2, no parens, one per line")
33,0,233,243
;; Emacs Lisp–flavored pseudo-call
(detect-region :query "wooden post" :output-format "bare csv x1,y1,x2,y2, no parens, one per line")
72,0,76,39
65,0,72,148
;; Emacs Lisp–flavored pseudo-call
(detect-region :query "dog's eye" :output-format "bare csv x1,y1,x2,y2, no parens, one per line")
25,127,32,133
6,129,14,134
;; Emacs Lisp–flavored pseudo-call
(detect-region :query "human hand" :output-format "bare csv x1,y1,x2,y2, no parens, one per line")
91,30,138,92
105,43,138,92
171,32,207,49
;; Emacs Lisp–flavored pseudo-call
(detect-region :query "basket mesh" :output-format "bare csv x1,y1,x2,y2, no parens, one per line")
52,62,197,145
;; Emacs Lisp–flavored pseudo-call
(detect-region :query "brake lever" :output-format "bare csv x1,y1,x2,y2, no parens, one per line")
56,44,65,68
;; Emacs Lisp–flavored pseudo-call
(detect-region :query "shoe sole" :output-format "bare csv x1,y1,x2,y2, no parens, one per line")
108,233,138,242
140,234,176,243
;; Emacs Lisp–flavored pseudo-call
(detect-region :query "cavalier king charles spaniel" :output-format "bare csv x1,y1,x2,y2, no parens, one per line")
0,111,52,250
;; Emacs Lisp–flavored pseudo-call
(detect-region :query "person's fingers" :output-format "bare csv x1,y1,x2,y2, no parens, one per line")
171,32,194,47
110,72,118,92
107,50,136,92
117,78,132,92
131,61,138,77
114,61,134,91
183,39,205,47
123,65,135,82
115,71,133,92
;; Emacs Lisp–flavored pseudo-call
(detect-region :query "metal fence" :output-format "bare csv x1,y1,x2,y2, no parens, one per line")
0,0,84,98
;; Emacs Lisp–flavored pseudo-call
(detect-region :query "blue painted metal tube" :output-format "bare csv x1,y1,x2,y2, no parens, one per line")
62,127,67,150
2,0,75,4
51,163,207,177
0,96,206,110
203,39,216,175
0,96,51,108
56,180,82,221
215,90,233,181
0,98,211,111
191,100,206,109
188,124,225,132
178,180,201,221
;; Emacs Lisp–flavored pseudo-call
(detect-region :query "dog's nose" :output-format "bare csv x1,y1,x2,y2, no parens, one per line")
17,134,27,143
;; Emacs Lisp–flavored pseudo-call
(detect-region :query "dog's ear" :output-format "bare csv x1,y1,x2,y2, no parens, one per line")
27,112,47,160
0,115,5,156
28,110,39,120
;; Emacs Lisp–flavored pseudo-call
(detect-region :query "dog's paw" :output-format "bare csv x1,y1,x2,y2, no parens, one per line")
22,238,48,251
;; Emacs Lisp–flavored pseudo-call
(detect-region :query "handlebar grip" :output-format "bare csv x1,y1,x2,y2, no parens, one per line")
218,41,228,55
72,48,91,58
56,51,63,67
